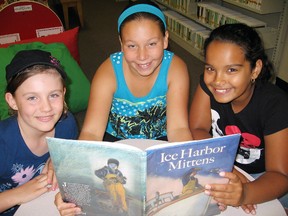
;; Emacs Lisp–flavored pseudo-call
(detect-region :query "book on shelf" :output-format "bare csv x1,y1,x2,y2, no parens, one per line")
47,134,241,216
194,29,210,51
224,0,263,11
197,2,267,28
180,19,206,44
223,0,284,14
155,0,202,15
164,10,188,34
164,10,206,46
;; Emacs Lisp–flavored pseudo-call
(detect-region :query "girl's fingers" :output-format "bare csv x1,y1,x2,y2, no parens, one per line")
218,202,227,211
220,171,241,183
241,204,257,215
204,171,245,207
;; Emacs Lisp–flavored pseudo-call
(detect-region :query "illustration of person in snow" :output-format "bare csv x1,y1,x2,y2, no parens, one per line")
95,158,128,213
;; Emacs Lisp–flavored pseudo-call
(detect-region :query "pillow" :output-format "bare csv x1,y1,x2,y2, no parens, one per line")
0,42,90,120
0,27,80,64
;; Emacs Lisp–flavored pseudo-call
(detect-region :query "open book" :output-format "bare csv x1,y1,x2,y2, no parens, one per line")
47,134,241,216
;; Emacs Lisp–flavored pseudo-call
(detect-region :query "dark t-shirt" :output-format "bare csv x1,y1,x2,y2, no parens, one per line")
200,75,288,174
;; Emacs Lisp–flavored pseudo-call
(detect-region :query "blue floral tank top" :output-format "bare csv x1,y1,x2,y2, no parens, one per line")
106,50,173,139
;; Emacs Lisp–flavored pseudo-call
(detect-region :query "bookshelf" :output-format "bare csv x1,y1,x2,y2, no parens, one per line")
223,0,284,14
154,0,288,77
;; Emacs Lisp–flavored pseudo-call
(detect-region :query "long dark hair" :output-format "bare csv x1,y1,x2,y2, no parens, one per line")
204,23,274,82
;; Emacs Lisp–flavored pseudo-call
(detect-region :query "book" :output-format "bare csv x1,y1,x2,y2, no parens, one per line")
163,9,206,45
197,2,266,28
47,134,241,216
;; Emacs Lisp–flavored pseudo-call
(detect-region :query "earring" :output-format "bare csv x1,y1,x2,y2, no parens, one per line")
251,79,255,83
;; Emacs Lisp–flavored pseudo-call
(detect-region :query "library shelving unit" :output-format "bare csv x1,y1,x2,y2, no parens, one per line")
154,0,288,75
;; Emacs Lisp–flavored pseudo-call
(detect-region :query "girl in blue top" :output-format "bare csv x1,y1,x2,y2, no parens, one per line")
55,0,193,215
79,0,192,142
0,50,78,215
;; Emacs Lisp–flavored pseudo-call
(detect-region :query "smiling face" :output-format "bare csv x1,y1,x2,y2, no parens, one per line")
5,69,65,134
204,41,262,111
120,18,168,77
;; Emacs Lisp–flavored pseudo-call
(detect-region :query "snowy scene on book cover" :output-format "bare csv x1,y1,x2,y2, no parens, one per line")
48,139,147,216
145,134,240,216
47,134,240,216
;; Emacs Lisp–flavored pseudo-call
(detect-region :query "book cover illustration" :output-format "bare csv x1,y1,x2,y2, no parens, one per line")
145,134,240,216
47,134,240,216
48,139,147,216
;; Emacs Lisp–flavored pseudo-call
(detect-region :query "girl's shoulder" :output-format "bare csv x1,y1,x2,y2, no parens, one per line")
168,51,186,69
93,55,116,84
0,116,21,151
55,112,78,139
255,82,288,102
252,82,288,115
110,51,123,60
57,112,77,128
252,82,288,134
0,116,18,131
163,50,174,58
167,52,189,81
110,52,123,68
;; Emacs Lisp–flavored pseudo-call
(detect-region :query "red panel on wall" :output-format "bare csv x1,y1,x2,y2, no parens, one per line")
0,1,63,44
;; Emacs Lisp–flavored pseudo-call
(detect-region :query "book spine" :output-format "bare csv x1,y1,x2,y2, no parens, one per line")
164,9,208,47
142,153,148,214
197,2,266,28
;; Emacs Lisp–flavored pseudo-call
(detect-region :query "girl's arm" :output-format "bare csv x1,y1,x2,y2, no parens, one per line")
189,84,212,139
243,128,288,203
205,128,288,207
189,84,258,213
79,58,116,141
166,55,192,142
0,174,49,213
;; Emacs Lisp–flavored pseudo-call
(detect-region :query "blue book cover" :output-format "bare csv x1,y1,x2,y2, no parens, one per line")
47,134,240,216
145,134,240,216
